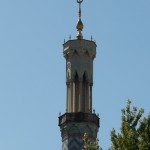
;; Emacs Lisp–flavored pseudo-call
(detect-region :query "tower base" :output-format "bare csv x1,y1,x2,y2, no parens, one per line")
59,112,99,150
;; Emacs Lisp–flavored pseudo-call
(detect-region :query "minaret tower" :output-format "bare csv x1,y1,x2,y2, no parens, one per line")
59,1,99,150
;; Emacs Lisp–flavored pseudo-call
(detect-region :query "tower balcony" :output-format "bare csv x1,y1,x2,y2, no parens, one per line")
58,112,100,128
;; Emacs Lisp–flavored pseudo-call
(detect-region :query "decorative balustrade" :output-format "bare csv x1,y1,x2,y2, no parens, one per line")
59,112,100,127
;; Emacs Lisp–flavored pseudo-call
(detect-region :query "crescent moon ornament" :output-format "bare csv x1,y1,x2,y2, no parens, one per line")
77,0,83,4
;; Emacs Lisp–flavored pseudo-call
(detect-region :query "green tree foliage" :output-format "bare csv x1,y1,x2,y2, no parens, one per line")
83,133,100,150
109,100,150,150
138,113,150,149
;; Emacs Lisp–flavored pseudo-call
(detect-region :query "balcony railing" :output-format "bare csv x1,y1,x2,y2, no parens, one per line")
58,112,100,127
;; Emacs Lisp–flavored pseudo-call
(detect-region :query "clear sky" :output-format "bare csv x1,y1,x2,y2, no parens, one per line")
0,0,150,150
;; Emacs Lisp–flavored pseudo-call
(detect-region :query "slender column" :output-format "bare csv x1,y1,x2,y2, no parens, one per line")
90,83,93,113
76,80,79,112
79,78,83,112
86,82,90,113
84,82,89,113
71,82,75,112
66,82,69,112
70,82,73,112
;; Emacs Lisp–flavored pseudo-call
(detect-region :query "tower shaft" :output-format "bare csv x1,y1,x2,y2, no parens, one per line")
64,40,96,113
58,1,100,150
59,40,99,150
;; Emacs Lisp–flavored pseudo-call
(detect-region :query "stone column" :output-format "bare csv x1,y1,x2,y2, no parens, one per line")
66,82,69,112
90,83,93,113
86,82,90,113
79,78,83,112
70,82,73,112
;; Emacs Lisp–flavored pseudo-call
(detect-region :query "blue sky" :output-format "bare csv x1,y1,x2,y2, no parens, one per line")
0,0,150,150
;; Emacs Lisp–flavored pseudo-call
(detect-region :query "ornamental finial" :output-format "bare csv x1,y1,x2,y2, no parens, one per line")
76,0,84,39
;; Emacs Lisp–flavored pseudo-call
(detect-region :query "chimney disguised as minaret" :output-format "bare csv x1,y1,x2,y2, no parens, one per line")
59,1,99,150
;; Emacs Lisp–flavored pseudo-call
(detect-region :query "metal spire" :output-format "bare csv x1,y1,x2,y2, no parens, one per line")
76,0,84,39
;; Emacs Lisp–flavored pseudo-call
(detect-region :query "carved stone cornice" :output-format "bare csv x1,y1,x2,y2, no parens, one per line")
63,39,96,59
